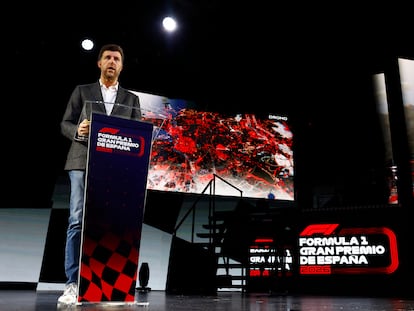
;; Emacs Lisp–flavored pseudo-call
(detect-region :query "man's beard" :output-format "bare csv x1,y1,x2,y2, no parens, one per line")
104,70,117,82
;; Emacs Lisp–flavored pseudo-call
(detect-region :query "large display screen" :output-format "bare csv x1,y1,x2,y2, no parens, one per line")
131,91,295,200
373,58,414,202
373,73,394,164
397,57,414,197
373,73,399,204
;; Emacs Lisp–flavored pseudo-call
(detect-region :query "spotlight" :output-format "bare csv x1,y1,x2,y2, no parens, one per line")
162,16,177,32
81,39,94,51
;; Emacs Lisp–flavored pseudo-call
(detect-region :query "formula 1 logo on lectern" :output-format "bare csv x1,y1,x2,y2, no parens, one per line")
95,127,146,157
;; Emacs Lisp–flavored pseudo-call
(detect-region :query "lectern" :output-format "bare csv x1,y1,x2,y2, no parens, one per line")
76,106,153,306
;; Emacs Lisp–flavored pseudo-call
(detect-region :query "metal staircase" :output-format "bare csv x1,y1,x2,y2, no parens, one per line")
197,210,247,291
172,174,248,292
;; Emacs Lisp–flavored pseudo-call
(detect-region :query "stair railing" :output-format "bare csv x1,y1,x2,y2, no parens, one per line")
173,173,243,244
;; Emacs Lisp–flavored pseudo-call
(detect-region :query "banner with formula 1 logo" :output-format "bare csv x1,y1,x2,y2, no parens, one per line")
298,223,399,275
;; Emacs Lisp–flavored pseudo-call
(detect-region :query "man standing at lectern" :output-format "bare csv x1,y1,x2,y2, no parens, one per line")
58,43,142,305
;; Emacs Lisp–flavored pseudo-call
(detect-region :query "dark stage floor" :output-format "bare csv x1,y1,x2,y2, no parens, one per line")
1,290,413,311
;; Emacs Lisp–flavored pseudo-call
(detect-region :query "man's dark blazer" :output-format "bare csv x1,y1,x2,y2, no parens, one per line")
61,82,142,171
